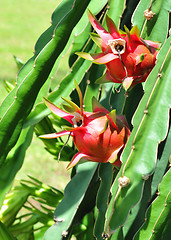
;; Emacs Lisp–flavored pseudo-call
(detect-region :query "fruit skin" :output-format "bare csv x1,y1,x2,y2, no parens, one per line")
77,10,160,90
40,83,130,169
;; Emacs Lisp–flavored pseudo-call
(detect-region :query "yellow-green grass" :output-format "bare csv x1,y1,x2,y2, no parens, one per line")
0,0,69,102
0,0,59,81
0,0,71,190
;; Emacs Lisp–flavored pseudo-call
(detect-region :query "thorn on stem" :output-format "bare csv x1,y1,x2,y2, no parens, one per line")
131,145,135,150
62,231,68,237
102,233,110,239
87,79,90,85
118,176,130,187
144,8,155,20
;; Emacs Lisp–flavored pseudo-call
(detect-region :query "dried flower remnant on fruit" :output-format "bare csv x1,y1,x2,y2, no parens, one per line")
39,81,130,169
144,9,155,20
77,10,160,90
72,112,83,128
108,39,126,55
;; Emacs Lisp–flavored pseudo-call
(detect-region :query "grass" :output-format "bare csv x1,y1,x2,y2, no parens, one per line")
0,0,59,81
0,0,71,190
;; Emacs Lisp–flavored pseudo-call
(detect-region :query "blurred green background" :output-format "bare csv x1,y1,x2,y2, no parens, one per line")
0,0,71,189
